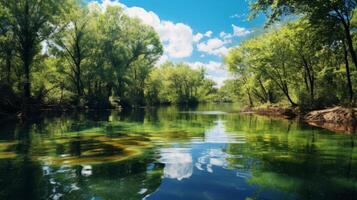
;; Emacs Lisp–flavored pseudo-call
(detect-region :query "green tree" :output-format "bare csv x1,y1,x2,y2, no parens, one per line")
52,1,92,104
0,0,69,108
251,0,357,71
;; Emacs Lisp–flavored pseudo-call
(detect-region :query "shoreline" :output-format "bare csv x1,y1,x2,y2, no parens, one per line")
1,104,356,134
241,106,357,134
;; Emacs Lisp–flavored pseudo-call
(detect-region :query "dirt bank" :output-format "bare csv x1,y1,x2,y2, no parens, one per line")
241,106,357,133
304,107,357,133
241,107,298,119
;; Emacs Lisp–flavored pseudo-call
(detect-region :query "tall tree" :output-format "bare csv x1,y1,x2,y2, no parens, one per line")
52,1,92,104
98,6,162,104
0,0,68,107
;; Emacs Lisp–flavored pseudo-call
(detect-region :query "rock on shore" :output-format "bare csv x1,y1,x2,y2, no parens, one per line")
304,107,357,133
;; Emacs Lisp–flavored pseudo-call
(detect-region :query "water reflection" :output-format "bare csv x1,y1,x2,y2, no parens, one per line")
204,120,245,144
196,148,231,173
160,148,193,181
0,104,357,200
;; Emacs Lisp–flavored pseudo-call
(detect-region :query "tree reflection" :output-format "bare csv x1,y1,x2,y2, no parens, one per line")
223,114,357,200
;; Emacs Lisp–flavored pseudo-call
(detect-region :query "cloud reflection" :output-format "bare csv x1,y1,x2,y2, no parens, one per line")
204,120,245,144
160,148,193,181
196,148,230,173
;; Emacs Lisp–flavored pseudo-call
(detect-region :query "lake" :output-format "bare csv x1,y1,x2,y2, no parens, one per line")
0,104,356,200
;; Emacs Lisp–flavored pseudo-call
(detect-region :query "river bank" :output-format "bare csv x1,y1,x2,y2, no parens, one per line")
2,103,356,134
242,106,357,133
304,107,357,133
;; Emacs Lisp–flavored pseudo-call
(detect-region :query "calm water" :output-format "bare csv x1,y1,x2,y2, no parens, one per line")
0,104,357,200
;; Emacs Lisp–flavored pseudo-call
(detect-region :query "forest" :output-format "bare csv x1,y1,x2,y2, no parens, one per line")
0,0,356,117
0,0,216,116
223,0,357,111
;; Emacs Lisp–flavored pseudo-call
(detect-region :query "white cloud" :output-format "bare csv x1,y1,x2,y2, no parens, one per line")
101,0,121,8
219,31,233,40
126,7,161,27
218,26,251,41
197,38,230,56
193,33,204,43
232,24,251,37
157,21,193,58
126,7,194,58
186,61,223,71
219,31,227,38
196,26,250,58
186,61,233,87
207,75,230,88
204,31,213,38
230,13,246,19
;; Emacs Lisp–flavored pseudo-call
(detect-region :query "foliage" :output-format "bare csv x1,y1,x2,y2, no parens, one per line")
225,18,357,109
145,62,216,105
0,0,172,112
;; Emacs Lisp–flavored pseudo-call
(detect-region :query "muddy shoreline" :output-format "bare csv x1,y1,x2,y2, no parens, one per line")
241,106,357,134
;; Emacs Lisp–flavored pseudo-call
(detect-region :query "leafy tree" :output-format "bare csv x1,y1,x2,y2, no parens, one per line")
97,6,162,107
250,0,357,71
52,1,92,104
145,62,215,105
225,18,356,108
0,0,69,107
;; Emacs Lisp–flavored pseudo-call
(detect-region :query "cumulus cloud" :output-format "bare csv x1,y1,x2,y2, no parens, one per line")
197,38,230,56
158,21,194,58
207,74,233,88
204,31,213,38
125,7,161,27
186,61,223,71
193,33,204,43
232,24,251,37
186,61,233,87
219,25,251,40
126,7,194,58
196,26,250,58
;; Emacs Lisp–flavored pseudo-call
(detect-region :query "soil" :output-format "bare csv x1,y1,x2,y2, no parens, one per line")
303,107,357,133
241,106,357,133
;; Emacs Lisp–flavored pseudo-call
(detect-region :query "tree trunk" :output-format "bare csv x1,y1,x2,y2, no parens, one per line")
302,56,314,103
344,42,354,103
283,83,297,107
5,51,11,85
76,70,82,97
258,78,269,103
24,58,31,103
303,70,310,91
247,89,254,107
343,22,357,71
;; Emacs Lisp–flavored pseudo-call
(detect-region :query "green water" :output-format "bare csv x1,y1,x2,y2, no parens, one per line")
0,104,357,200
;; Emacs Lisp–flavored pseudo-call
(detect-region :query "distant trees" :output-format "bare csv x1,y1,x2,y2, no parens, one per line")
145,62,216,105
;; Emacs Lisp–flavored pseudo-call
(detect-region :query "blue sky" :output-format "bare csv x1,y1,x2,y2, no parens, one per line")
89,0,266,86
